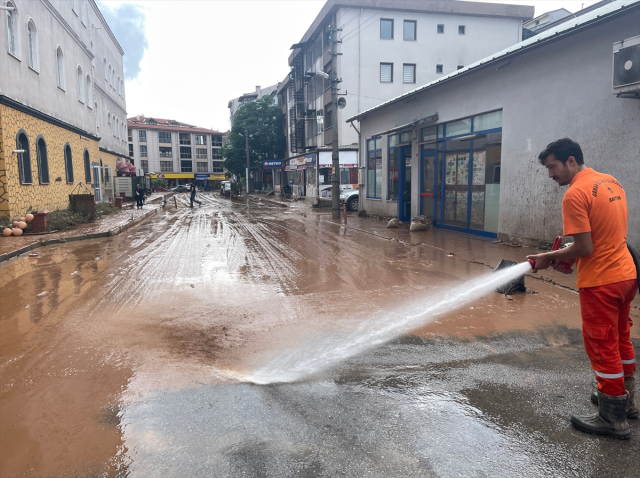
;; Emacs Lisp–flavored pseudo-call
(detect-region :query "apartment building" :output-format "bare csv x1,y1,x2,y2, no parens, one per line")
0,0,128,219
276,0,533,197
127,116,228,187
228,84,279,127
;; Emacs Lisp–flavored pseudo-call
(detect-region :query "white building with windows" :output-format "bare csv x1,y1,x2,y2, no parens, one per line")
127,116,228,188
276,0,533,198
0,0,128,219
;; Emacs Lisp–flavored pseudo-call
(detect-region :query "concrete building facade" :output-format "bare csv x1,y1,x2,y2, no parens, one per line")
278,0,534,161
127,116,228,187
348,0,640,248
0,0,128,220
228,84,279,127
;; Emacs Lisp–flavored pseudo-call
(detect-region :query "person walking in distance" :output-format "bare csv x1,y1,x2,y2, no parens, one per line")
527,138,638,439
134,184,144,209
189,181,202,208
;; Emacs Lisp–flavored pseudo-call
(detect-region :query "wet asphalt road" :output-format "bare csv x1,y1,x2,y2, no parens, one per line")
1,193,638,477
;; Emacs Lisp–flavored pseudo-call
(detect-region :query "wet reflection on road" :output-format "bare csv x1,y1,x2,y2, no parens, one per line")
1,193,638,477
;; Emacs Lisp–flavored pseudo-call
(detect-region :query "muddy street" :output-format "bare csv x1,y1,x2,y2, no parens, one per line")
1,194,638,477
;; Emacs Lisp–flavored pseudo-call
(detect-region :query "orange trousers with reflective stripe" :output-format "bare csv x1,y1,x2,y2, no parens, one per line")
579,279,637,396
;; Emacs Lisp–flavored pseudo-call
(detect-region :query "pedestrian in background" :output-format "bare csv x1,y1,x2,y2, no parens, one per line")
189,181,202,208
527,138,637,439
135,184,144,209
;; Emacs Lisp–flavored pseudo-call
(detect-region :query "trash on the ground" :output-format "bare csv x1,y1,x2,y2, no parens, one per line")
409,215,433,232
504,294,514,300
387,218,402,228
493,259,527,294
447,253,455,258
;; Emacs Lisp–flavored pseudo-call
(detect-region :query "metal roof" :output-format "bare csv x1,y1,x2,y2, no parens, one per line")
346,0,640,123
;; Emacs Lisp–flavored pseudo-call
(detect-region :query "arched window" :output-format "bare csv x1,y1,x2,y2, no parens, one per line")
64,144,74,183
77,66,84,103
36,137,49,184
108,64,111,85
6,1,17,56
83,149,91,183
111,69,115,88
27,19,38,70
56,46,65,89
86,74,92,106
16,131,33,184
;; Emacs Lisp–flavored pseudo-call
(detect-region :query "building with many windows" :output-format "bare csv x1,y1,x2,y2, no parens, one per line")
276,0,533,198
1,0,128,220
127,116,228,188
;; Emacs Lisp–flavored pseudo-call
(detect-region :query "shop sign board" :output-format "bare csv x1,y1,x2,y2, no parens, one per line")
195,174,210,180
263,160,282,169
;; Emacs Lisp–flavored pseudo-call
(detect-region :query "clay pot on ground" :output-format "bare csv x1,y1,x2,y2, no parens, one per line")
25,213,34,222
17,221,27,229
12,221,19,227
19,217,25,222
3,228,12,237
12,228,23,236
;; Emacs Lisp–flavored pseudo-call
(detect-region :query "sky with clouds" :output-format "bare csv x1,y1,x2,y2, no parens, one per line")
98,0,602,132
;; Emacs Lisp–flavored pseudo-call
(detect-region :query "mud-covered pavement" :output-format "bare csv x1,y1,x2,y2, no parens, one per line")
1,193,638,477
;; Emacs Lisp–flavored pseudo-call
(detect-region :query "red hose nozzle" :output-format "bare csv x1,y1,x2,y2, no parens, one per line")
527,258,536,269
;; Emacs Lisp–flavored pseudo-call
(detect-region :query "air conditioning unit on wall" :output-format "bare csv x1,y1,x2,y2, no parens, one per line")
613,35,640,97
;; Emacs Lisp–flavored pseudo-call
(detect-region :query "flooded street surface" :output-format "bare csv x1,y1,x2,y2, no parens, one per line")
1,193,639,477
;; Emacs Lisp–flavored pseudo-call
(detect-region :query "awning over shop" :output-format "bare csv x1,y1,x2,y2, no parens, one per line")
151,173,225,180
370,114,438,138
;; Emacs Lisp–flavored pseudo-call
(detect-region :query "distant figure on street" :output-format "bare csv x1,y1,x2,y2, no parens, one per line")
189,181,202,208
134,184,144,209
527,138,637,439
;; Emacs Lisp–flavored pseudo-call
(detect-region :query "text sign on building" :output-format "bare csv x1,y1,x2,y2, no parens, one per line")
263,160,282,169
195,174,210,180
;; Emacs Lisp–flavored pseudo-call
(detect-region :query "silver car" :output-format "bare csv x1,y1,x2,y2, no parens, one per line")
339,189,359,211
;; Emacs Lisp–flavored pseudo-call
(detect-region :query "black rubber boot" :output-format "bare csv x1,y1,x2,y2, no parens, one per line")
590,376,639,419
572,391,630,439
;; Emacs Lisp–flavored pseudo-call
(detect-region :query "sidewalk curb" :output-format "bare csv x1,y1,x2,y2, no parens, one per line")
0,206,160,265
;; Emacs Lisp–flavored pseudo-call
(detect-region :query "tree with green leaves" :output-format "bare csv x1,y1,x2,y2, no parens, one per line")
221,95,285,177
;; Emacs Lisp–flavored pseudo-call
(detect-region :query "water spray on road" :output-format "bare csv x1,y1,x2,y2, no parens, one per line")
245,261,533,385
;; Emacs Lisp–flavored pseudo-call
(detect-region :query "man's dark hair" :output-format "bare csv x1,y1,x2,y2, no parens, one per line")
538,138,584,165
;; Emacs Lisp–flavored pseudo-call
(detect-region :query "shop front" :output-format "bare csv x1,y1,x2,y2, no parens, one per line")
262,160,282,192
318,149,358,198
420,110,502,237
151,173,225,189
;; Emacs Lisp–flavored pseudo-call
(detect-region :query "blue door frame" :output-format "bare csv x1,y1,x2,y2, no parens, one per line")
397,145,412,222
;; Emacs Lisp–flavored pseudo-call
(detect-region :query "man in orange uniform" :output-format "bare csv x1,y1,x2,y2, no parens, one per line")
527,138,638,439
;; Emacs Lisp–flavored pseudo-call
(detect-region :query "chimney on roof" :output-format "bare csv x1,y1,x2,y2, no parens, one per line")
256,85,260,94
136,115,141,121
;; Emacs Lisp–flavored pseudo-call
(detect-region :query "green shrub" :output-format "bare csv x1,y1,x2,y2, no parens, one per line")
95,203,119,218
47,208,89,231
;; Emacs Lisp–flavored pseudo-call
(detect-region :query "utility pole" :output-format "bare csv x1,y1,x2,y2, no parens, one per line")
244,126,250,200
329,23,342,220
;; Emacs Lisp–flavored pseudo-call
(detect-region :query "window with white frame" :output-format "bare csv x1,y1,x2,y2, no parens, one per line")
180,147,192,159
141,160,148,172
138,130,146,142
212,161,224,173
180,160,192,172
403,64,416,83
195,135,206,145
458,25,466,35
129,144,133,156
179,133,191,145
77,66,84,102
6,2,20,58
160,161,173,172
380,63,393,83
211,135,223,146
86,75,92,106
27,20,38,70
158,132,171,143
196,148,207,158
197,162,208,172
159,147,172,157
140,145,147,157
56,47,65,89
212,149,222,159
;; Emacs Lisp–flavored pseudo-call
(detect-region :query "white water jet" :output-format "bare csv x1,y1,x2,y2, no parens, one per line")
246,261,533,385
